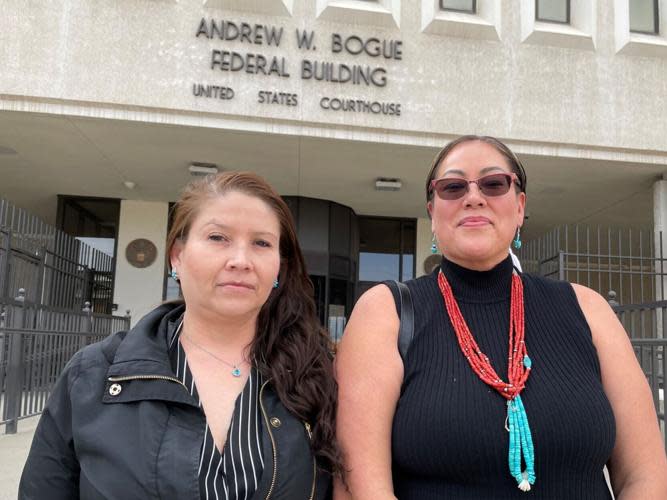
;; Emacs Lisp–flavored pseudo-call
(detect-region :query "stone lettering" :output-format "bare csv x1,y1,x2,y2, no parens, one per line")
301,60,386,87
295,29,316,50
192,83,235,100
196,18,284,46
331,33,402,60
320,96,400,116
211,50,290,77
258,90,298,106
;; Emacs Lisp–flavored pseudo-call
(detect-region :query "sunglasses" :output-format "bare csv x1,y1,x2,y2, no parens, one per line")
430,173,519,201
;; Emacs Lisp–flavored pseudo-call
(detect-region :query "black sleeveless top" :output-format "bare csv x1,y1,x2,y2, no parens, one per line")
391,256,616,499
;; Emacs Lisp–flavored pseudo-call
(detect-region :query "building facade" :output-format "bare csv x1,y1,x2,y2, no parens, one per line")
1,0,667,325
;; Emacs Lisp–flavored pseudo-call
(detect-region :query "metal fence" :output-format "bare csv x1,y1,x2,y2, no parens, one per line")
0,198,116,314
0,288,130,434
515,224,667,442
628,338,666,448
517,225,667,305
612,297,667,340
610,299,666,448
0,292,664,449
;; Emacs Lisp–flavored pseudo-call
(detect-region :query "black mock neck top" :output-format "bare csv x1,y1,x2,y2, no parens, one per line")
391,256,616,499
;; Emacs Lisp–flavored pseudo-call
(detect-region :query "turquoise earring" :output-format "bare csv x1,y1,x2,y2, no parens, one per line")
273,279,279,289
513,228,522,249
170,269,179,281
431,234,438,254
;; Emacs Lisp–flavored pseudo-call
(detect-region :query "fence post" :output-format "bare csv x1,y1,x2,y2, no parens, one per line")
5,288,26,434
607,290,625,339
1,229,12,299
82,267,94,310
607,290,619,308
558,251,565,281
80,301,92,349
125,310,132,330
35,248,47,307
0,306,6,402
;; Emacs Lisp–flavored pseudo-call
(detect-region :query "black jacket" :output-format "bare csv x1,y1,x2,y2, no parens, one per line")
19,303,331,499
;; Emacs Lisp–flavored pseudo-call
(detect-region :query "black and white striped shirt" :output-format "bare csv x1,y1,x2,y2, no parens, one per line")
169,321,264,500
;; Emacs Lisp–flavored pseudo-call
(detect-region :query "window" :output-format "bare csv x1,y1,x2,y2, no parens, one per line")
56,196,120,313
357,217,416,299
57,196,120,265
316,0,400,28
163,202,181,301
440,0,476,14
630,0,659,34
521,1,595,50
535,0,570,24
615,0,667,56
424,0,501,41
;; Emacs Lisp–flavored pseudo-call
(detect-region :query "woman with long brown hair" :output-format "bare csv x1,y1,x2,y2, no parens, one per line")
21,172,339,499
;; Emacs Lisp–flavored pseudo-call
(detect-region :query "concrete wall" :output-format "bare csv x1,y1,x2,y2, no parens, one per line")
3,0,666,311
1,0,666,158
654,179,667,310
113,200,169,325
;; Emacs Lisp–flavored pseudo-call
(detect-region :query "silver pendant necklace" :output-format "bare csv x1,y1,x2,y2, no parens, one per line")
181,333,246,377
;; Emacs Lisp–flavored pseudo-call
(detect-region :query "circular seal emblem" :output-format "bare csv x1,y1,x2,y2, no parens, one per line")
125,238,158,268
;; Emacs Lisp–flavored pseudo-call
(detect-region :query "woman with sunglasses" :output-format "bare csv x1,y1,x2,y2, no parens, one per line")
335,136,667,499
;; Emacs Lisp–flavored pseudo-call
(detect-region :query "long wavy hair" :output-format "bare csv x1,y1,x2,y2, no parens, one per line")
166,171,342,474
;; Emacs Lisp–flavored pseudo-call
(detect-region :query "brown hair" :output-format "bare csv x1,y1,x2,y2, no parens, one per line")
167,171,342,474
425,135,527,202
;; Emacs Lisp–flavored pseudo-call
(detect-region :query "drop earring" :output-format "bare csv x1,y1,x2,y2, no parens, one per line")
513,227,522,249
170,269,179,281
273,279,279,289
431,234,438,254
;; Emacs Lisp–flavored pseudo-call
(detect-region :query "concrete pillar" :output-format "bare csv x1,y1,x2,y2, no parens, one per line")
653,179,667,338
654,179,667,301
113,200,169,326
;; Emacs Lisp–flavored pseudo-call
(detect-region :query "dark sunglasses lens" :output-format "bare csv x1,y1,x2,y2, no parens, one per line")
436,180,468,200
479,174,511,196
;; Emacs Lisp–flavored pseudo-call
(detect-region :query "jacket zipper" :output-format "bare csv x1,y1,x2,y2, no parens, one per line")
107,374,187,388
304,422,317,500
259,380,278,500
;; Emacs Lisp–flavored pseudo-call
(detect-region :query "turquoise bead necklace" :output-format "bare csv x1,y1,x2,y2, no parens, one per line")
438,269,536,492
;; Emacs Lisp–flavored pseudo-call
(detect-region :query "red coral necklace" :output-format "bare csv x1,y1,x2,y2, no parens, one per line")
437,267,536,491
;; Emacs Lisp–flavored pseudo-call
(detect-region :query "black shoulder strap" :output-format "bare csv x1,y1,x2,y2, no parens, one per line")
384,280,415,362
